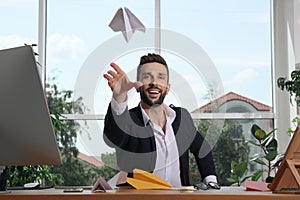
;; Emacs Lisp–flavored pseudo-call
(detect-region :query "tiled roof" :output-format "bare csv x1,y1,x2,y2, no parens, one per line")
77,152,104,167
193,91,272,113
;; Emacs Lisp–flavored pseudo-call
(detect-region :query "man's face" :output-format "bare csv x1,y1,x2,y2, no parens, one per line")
138,62,170,107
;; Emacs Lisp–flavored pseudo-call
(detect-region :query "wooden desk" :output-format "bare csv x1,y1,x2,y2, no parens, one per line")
0,187,299,200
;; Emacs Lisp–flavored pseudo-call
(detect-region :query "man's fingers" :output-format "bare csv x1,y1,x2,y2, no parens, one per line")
110,62,124,74
107,70,118,78
134,81,143,92
134,81,143,89
103,73,112,81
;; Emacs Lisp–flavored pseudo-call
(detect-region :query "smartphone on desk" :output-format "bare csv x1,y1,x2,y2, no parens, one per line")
63,188,84,193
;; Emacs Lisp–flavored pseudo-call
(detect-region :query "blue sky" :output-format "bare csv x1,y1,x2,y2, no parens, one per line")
0,0,272,109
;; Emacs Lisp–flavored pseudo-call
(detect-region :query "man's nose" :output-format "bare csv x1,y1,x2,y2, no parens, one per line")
150,75,157,84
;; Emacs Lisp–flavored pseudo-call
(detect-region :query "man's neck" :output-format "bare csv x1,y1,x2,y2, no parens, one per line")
141,102,166,131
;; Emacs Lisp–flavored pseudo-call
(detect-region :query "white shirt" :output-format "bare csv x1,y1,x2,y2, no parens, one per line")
110,98,217,185
139,104,182,187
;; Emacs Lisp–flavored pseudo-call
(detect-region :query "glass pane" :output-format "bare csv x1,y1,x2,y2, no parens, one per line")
0,1,38,48
46,0,155,114
193,119,274,186
161,0,272,112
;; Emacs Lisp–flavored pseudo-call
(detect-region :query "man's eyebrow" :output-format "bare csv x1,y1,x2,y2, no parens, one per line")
141,72,167,76
159,72,167,76
141,72,152,76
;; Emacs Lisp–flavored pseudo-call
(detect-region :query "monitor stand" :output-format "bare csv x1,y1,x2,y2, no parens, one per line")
0,166,8,192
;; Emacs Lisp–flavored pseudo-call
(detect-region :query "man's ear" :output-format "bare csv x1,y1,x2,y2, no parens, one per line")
166,84,171,94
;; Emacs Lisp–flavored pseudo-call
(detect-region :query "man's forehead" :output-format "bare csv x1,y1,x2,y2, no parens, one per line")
140,62,167,73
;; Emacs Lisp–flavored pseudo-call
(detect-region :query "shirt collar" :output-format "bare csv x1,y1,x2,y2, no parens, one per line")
139,103,176,126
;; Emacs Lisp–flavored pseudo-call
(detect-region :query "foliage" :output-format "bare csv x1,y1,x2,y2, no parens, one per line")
248,124,278,183
286,117,300,136
97,152,118,181
227,124,281,186
277,70,300,135
46,83,98,186
191,119,249,186
277,70,300,107
7,166,57,187
227,161,251,186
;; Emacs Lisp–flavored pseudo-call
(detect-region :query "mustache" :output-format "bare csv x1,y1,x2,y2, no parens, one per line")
136,83,164,93
147,86,162,92
147,83,162,91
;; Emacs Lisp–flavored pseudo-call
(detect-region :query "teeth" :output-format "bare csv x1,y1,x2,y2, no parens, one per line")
149,90,159,94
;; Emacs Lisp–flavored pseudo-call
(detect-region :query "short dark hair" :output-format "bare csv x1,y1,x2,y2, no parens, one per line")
137,53,169,82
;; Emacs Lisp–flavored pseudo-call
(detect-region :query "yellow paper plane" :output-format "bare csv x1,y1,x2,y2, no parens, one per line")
126,169,172,189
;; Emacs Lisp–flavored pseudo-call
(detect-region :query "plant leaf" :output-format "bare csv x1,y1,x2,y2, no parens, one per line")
265,150,277,161
252,158,267,166
251,170,263,181
251,124,261,136
240,175,253,183
266,176,274,183
266,138,278,152
233,162,248,177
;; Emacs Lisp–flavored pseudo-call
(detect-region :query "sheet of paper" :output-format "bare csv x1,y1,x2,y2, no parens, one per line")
126,168,172,190
244,180,271,192
109,7,145,42
126,178,171,190
107,171,127,189
132,169,171,187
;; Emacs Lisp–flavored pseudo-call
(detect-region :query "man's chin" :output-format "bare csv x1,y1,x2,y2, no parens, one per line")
140,90,166,107
142,99,163,107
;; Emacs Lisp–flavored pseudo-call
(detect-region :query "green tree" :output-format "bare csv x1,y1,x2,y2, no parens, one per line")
46,83,117,185
97,152,118,180
190,119,249,186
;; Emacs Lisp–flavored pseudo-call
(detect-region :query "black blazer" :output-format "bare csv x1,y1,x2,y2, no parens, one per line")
103,103,216,186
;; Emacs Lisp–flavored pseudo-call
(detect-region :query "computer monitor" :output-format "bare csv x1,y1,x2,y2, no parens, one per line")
0,45,61,167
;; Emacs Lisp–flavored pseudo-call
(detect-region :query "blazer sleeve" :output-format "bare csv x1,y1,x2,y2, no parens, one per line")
103,103,130,148
103,103,155,153
179,108,217,179
103,103,157,173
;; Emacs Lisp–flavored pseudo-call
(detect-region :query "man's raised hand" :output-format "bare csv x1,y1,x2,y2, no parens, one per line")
103,63,142,103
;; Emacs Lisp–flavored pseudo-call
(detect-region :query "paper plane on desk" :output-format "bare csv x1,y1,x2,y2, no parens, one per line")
109,7,146,42
126,169,172,190
244,180,271,192
92,176,112,192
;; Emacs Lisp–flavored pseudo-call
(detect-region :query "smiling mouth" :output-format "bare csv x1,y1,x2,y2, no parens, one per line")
147,87,161,97
148,90,160,94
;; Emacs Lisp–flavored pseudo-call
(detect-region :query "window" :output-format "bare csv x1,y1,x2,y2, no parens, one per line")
1,0,279,186
46,0,273,171
0,1,38,49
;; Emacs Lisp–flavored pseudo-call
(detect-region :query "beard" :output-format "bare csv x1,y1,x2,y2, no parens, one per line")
140,85,167,107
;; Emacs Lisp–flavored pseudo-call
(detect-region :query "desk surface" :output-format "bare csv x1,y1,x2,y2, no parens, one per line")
0,187,299,200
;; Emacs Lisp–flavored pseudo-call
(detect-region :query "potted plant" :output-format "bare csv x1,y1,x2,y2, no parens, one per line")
277,70,300,107
277,70,300,135
227,124,281,186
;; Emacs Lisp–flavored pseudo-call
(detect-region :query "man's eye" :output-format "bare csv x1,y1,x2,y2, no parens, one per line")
159,75,165,79
142,75,150,79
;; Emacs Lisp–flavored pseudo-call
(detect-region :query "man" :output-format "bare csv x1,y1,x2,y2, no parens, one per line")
103,53,219,188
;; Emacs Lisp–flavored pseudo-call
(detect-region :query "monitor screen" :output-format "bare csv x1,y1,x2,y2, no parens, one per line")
0,45,61,166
